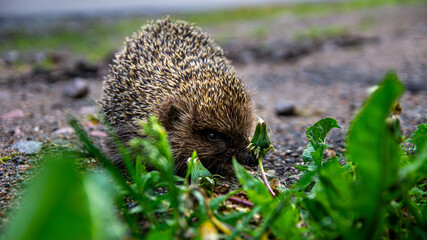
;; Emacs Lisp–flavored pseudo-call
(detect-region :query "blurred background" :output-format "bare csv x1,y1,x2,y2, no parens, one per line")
1,0,328,17
0,0,426,216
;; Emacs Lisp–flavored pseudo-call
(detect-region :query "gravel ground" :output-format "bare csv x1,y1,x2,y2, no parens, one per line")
0,4,426,223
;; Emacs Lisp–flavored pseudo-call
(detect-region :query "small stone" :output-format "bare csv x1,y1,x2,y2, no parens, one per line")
90,130,107,138
215,183,231,194
3,50,19,64
18,165,30,171
64,77,89,99
274,101,296,116
31,52,47,64
79,106,97,115
13,140,42,154
52,127,74,135
13,126,22,136
1,109,24,120
296,146,305,152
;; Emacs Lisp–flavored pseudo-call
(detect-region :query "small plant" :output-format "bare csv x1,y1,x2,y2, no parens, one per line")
248,117,276,196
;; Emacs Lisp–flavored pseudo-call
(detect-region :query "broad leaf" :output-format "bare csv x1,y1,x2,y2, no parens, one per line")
347,72,404,239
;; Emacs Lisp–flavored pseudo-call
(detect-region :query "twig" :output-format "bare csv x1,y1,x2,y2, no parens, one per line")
228,196,254,208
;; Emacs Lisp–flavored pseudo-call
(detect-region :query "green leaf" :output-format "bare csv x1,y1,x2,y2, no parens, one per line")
253,193,301,240
293,164,308,172
188,151,213,184
2,152,92,240
399,140,427,186
146,228,174,240
408,123,427,153
305,117,341,146
302,142,316,164
83,173,127,240
346,71,404,239
311,145,329,168
303,118,340,168
69,116,137,199
292,170,317,191
233,158,273,206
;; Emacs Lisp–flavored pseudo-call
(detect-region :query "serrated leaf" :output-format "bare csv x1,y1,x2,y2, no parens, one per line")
303,118,340,169
302,142,315,164
305,117,341,146
408,123,427,153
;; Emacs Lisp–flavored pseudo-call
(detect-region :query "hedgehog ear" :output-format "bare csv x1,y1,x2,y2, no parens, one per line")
159,102,181,131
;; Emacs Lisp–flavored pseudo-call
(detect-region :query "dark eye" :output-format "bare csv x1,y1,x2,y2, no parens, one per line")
206,131,221,142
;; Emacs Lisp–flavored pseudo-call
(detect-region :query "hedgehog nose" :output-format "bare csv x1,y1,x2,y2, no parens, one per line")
236,148,258,167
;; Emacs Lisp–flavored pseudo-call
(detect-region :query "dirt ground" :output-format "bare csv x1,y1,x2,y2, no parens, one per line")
0,4,426,219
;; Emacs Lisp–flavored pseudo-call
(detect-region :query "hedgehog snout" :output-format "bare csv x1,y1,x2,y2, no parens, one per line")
235,147,257,167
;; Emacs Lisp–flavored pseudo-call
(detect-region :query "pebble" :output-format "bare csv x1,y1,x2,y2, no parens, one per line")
296,146,305,152
3,50,19,65
90,130,108,138
64,77,89,99
79,106,97,115
12,140,42,154
1,109,24,120
325,149,336,158
52,127,74,135
274,101,296,116
31,52,47,64
18,165,30,171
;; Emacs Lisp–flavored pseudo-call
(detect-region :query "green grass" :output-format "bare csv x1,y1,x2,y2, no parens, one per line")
358,15,376,31
0,0,425,63
293,26,349,42
183,0,424,25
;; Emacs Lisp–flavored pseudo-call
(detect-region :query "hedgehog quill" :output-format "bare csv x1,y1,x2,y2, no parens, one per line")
101,17,256,175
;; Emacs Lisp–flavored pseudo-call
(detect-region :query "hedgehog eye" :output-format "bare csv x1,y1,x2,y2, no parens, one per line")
206,131,221,142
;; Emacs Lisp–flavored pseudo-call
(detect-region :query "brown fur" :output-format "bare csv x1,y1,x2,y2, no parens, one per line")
101,17,256,175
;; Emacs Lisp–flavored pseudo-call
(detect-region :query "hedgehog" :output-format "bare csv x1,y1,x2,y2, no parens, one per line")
101,17,256,175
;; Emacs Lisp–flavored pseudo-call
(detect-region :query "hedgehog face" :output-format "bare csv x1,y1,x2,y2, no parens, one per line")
158,96,256,174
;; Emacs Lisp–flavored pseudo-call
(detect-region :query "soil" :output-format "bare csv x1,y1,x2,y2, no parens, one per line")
0,4,426,222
